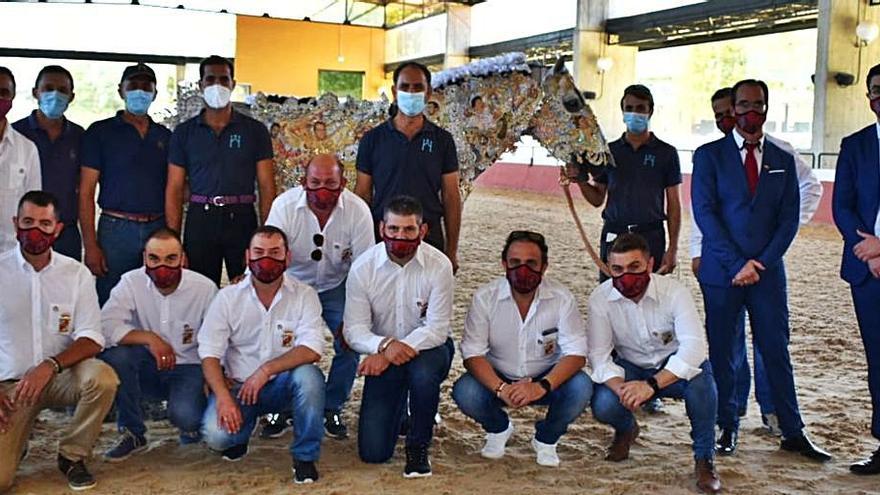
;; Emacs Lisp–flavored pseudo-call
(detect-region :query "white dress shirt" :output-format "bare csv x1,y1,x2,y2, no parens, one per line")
343,242,454,354
689,132,823,259
587,274,706,384
266,187,375,293
0,248,103,381
198,274,326,382
0,125,41,252
461,276,587,381
101,267,218,364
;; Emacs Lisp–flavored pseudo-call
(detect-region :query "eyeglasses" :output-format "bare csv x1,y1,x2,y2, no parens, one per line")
507,230,546,244
310,233,324,261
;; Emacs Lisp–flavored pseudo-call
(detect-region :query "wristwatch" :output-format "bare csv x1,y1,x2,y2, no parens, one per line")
538,378,553,396
646,376,661,394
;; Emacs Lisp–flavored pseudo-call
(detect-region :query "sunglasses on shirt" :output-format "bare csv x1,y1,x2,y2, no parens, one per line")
311,233,324,261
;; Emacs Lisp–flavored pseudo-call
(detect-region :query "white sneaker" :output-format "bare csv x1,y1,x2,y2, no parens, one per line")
481,422,514,459
531,438,560,467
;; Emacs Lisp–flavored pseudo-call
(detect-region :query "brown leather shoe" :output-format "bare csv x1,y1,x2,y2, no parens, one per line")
605,422,639,462
695,459,722,494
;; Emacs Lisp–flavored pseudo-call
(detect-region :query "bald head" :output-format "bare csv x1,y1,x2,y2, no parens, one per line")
303,153,345,191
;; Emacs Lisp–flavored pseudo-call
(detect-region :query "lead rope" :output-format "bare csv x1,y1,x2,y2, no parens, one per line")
559,167,611,277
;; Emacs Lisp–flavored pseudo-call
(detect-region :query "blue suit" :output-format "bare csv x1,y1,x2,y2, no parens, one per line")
692,133,804,437
832,123,880,440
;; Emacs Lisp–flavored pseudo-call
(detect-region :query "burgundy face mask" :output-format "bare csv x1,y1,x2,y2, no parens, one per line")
612,270,651,299
306,187,342,210
506,264,543,294
146,264,182,289
735,110,766,134
383,234,420,259
716,115,736,134
249,256,286,283
870,96,880,117
17,227,56,255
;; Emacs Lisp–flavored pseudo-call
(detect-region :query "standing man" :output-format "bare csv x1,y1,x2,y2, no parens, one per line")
344,195,454,478
0,67,41,252
0,191,117,492
99,228,217,461
355,62,462,273
692,79,830,461
832,63,880,475
80,63,170,305
266,153,374,439
452,230,591,467
166,55,276,286
13,65,84,260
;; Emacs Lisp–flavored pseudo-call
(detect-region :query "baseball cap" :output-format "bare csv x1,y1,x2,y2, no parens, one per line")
120,63,156,84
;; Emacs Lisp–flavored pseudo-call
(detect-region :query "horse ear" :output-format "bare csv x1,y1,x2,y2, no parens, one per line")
552,58,567,75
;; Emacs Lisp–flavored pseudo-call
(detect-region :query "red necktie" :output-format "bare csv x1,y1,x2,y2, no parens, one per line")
743,142,759,196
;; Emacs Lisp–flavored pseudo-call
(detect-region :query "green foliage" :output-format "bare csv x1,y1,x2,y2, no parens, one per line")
318,70,364,99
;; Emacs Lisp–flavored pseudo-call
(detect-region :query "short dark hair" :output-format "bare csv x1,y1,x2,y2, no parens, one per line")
17,190,59,220
609,233,650,257
620,84,653,112
145,227,182,246
383,195,423,223
313,121,326,130
249,225,288,250
501,230,548,264
711,87,732,103
731,79,769,109
867,63,880,91
199,55,234,80
34,65,74,91
392,62,431,88
0,66,15,91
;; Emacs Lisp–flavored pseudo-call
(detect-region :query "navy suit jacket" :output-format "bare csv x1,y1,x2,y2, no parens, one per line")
692,133,800,287
833,124,879,285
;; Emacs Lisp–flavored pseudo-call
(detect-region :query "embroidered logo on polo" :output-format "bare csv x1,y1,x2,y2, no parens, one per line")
421,138,433,153
643,154,656,168
229,134,242,149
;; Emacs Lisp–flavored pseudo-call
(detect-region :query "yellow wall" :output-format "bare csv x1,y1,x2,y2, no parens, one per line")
235,16,388,99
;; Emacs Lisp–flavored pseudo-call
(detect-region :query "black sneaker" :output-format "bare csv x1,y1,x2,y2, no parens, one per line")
58,455,97,491
403,445,432,478
221,443,249,462
260,413,292,439
292,460,319,484
103,429,147,462
324,411,348,439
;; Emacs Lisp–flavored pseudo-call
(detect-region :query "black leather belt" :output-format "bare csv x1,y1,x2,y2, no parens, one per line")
604,221,665,235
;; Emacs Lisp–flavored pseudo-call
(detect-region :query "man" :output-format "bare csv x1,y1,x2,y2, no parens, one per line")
587,233,720,494
265,153,374,439
99,227,217,461
832,62,880,475
452,230,591,467
0,191,117,492
166,55,277,286
80,63,170,305
0,67,42,253
692,79,830,461
567,84,681,281
13,65,84,260
355,62,462,273
690,86,824,436
343,195,454,478
199,226,326,484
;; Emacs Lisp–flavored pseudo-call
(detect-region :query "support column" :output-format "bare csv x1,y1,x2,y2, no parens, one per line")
444,4,471,69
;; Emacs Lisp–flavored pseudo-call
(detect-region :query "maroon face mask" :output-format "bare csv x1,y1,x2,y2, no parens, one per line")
146,264,182,290
506,264,543,294
612,270,651,299
870,96,880,117
306,187,342,210
716,115,736,134
249,256,286,283
735,110,766,134
17,227,56,255
383,234,420,259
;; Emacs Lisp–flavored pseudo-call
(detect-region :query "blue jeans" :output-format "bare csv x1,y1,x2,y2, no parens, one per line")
96,215,165,306
99,345,205,438
202,364,325,461
358,339,453,463
320,282,359,413
591,358,718,460
452,370,592,444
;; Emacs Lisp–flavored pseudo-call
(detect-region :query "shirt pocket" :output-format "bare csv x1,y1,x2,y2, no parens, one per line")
172,320,198,355
650,325,676,348
414,297,429,326
48,303,74,336
536,327,560,359
274,320,297,352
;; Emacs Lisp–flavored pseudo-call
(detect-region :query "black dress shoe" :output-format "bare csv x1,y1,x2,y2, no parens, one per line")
715,428,738,456
780,434,832,462
850,447,880,475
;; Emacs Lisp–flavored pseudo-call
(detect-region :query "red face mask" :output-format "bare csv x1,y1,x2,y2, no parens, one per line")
17,227,56,255
306,187,342,210
146,264,182,290
383,234,420,259
716,115,736,134
249,256,286,283
506,264,543,294
612,270,651,299
735,110,766,134
870,96,880,117
0,98,11,120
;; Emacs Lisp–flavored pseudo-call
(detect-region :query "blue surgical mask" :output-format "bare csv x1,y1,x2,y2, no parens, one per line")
623,112,650,134
124,89,154,116
396,91,426,117
38,91,70,120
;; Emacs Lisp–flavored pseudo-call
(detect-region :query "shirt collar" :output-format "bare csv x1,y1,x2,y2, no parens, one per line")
27,110,71,135
377,242,425,269
732,128,764,151
385,117,436,137
14,247,56,273
114,110,155,129
197,108,241,127
617,132,658,150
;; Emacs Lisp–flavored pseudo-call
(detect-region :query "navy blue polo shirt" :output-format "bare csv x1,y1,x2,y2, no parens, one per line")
12,111,84,223
168,110,273,197
594,133,681,225
81,111,170,214
356,119,458,226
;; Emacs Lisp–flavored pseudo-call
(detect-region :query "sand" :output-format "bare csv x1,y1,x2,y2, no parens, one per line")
9,186,880,494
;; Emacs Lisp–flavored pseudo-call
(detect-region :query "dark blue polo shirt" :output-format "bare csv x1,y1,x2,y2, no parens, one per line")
168,110,273,197
594,133,681,225
12,111,84,223
81,111,170,215
356,119,458,226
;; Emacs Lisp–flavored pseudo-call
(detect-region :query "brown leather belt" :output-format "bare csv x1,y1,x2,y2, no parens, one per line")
189,194,257,206
101,210,164,223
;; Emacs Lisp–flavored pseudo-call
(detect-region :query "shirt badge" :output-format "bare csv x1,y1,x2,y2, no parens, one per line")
58,312,72,334
182,324,194,345
417,300,428,319
229,134,242,149
341,247,353,263
421,138,433,153
643,154,656,168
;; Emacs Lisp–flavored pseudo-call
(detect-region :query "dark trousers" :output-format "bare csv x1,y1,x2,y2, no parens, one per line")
183,204,257,286
701,262,804,438
599,224,666,282
851,277,880,440
55,223,82,261
97,215,166,306
733,308,774,416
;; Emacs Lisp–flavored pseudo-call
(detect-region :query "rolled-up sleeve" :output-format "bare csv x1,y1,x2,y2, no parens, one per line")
662,285,707,381
343,264,384,354
557,289,587,358
198,292,231,361
461,290,491,360
401,260,454,351
586,292,624,383
689,214,703,260
293,287,327,356
72,267,105,349
100,278,139,347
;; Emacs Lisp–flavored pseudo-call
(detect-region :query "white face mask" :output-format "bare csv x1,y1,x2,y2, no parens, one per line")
203,84,232,109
